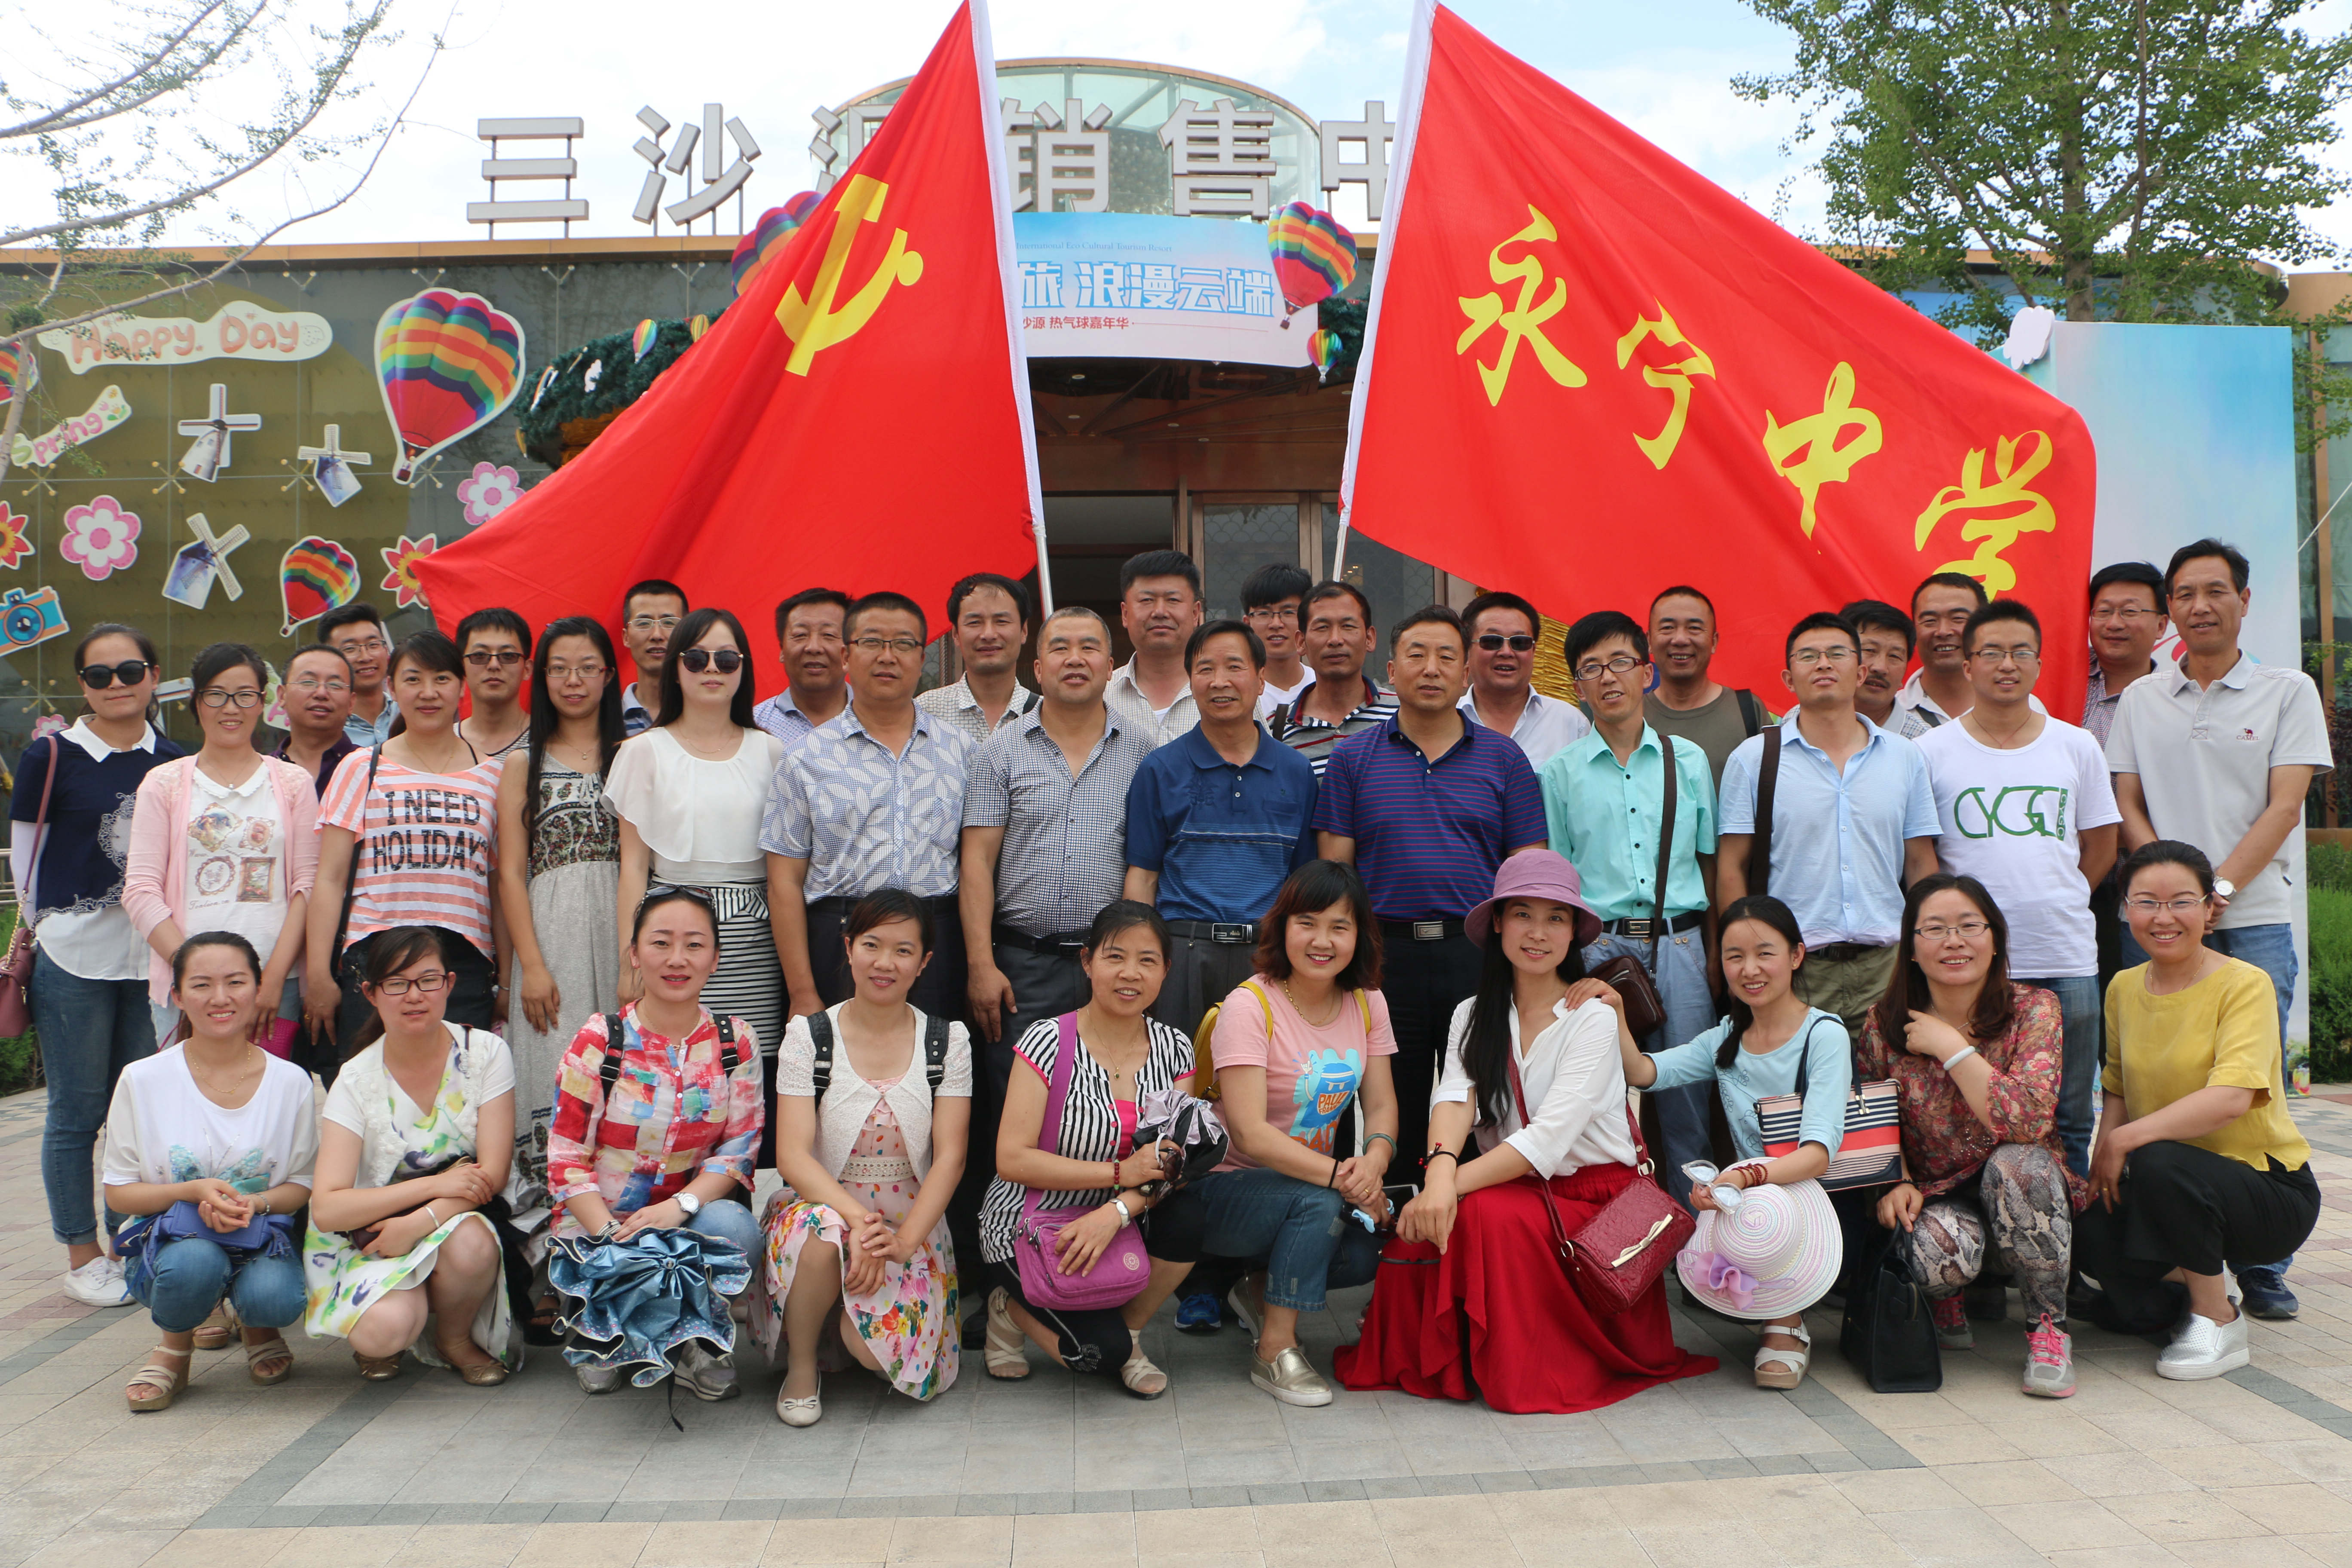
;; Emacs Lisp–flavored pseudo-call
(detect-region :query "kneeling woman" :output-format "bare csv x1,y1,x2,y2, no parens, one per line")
103,934,318,1410
546,887,766,1398
760,890,971,1424
1337,853,1715,1413
305,927,522,1384
1613,894,1848,1388
2076,841,2319,1381
979,901,1197,1396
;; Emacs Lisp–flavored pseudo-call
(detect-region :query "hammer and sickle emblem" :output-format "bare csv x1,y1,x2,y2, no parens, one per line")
775,174,925,377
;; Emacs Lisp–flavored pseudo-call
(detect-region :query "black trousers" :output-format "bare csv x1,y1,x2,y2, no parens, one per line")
803,894,968,1020
312,929,495,1089
955,941,1089,1316
2074,1139,2320,1335
1150,932,1262,1038
1380,932,1483,1172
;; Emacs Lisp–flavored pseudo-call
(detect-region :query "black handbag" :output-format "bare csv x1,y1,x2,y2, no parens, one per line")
1840,1228,1942,1393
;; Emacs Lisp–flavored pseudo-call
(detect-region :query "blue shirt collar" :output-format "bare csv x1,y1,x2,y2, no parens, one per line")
1180,722,1277,770
1776,711,1888,759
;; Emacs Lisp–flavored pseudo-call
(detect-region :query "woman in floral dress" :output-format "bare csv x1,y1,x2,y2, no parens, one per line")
759,890,971,1425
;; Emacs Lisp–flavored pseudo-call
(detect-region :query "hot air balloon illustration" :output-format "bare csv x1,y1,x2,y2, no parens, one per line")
631,319,659,361
374,289,527,484
279,536,360,636
1309,328,1344,382
0,340,36,407
731,192,821,298
1266,203,1359,324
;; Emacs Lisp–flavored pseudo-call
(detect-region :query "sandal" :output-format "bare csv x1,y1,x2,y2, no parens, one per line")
192,1303,237,1351
435,1334,508,1386
1755,1320,1812,1390
1121,1329,1168,1399
127,1345,191,1412
245,1332,294,1386
353,1350,404,1381
984,1287,1030,1380
523,1295,565,1348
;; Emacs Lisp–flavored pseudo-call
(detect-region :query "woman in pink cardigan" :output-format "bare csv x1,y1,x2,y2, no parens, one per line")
123,643,320,1046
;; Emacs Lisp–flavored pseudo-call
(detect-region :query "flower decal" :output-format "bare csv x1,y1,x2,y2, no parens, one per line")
456,462,524,527
379,533,440,608
0,504,30,570
60,495,140,580
30,714,66,741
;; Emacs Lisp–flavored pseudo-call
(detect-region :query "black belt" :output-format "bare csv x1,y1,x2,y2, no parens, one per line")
1167,919,1258,945
1812,941,1890,963
807,893,957,916
1381,918,1467,943
1600,910,1705,938
992,924,1090,956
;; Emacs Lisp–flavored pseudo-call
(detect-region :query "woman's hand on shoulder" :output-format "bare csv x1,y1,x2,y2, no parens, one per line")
1563,978,1622,1013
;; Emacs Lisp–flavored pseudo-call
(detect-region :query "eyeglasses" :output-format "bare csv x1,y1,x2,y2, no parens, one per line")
677,647,743,674
1244,605,1299,624
1914,919,1991,943
288,675,350,694
1789,646,1857,667
1478,634,1537,652
464,648,524,668
78,660,153,689
626,615,681,633
332,637,390,656
852,636,925,655
1969,644,2041,665
2125,894,2211,915
1574,652,1643,680
2090,604,2160,622
546,662,607,683
197,688,263,709
374,971,451,995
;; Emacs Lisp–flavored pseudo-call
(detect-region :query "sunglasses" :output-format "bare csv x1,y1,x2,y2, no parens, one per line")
1476,634,1536,652
464,648,524,668
78,660,153,689
677,647,743,674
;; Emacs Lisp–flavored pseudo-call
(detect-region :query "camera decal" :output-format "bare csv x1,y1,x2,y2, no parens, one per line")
0,586,70,653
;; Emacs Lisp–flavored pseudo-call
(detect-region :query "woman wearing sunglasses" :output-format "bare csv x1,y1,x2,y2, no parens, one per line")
12,623,187,1309
606,608,787,1155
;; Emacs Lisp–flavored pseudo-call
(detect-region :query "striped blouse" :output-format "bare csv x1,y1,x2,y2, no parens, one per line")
978,1014,1196,1264
321,748,504,959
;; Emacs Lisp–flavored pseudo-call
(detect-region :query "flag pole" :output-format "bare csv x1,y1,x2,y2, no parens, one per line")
970,0,1051,613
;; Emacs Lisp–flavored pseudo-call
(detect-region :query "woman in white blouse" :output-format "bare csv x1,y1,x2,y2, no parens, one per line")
756,890,971,1425
1335,852,1715,1413
605,608,787,1153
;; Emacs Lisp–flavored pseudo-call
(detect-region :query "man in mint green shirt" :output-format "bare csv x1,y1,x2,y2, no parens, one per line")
1540,610,1719,1187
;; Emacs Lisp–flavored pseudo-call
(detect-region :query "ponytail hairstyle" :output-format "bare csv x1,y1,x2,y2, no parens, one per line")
1458,899,1587,1130
1715,895,1807,1069
383,631,465,740
345,926,453,1055
524,616,625,865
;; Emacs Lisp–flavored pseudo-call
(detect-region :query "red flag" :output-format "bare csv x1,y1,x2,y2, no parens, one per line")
415,2,1042,679
1341,3,2098,710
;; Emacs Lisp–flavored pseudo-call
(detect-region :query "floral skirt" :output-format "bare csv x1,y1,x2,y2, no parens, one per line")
755,1188,959,1400
303,1212,520,1369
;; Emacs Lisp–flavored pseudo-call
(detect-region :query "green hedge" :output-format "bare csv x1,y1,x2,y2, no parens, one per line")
2311,844,2352,1082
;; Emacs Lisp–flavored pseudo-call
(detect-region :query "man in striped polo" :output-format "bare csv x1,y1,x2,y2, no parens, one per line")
1272,581,1396,778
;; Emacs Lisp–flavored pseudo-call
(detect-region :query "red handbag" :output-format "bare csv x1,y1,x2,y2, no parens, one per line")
1506,1051,1694,1317
0,735,60,1039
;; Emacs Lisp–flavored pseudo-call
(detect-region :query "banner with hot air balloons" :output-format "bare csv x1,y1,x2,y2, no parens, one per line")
374,288,527,484
1011,211,1309,367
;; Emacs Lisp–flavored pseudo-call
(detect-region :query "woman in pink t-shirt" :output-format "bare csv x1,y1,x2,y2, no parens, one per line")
1153,860,1400,1409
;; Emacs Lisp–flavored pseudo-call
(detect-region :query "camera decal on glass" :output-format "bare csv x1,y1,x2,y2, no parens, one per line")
0,586,70,653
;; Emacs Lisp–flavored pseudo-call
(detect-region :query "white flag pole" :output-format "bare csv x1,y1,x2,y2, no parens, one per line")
969,0,1052,613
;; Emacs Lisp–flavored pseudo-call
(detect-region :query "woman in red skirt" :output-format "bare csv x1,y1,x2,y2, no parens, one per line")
1334,852,1717,1413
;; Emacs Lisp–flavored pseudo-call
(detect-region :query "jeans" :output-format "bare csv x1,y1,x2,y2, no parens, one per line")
133,1237,306,1333
681,1198,761,1291
34,948,158,1246
2016,974,2101,1180
1151,1167,1383,1312
1583,927,1717,1192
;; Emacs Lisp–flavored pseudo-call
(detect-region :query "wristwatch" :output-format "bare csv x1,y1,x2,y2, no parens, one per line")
2213,878,2236,901
674,1192,703,1218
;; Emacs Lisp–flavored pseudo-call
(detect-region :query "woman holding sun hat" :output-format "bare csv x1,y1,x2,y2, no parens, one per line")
1674,1170,1844,1384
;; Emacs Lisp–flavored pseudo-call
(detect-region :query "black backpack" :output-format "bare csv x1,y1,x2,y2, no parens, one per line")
807,1008,949,1099
597,1012,741,1098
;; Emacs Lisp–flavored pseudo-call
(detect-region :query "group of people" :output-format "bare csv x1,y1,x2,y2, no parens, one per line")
18,533,2331,1421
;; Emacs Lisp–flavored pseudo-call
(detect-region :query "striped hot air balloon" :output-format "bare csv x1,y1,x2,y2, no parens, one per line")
374,289,527,484
731,192,821,298
1266,202,1359,318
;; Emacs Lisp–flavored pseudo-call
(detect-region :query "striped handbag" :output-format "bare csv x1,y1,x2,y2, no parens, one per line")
1754,1020,1906,1191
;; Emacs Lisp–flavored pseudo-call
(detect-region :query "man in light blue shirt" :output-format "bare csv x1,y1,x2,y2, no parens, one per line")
1716,611,1940,1038
1540,611,1719,1185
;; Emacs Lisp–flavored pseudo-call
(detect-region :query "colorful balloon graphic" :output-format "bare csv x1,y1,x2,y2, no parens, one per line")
374,289,527,484
1309,328,1343,381
279,536,359,635
632,319,659,361
731,192,821,297
1267,202,1359,317
0,340,36,407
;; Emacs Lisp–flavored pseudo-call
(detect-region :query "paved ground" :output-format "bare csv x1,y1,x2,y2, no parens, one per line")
12,1086,2352,1566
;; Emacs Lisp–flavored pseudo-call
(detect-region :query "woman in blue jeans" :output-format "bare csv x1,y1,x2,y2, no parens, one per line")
102,933,318,1410
1155,861,1398,1407
12,623,188,1308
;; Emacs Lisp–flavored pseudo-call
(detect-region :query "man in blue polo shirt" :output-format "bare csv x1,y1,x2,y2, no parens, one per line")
1316,604,1547,1164
1125,619,1318,1038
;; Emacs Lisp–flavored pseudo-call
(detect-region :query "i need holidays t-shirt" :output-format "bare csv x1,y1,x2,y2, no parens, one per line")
322,750,503,959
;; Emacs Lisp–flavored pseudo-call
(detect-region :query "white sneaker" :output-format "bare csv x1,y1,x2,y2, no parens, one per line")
62,1256,133,1308
2158,1310,2250,1381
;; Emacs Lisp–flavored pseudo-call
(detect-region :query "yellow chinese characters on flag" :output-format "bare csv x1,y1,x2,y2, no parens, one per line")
1342,3,2098,710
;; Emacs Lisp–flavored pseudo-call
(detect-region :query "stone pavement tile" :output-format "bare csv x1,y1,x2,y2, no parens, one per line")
635,1520,777,1567
1184,1449,1298,1488
2146,1445,2294,1487
2090,1410,2240,1451
144,1529,302,1568
1866,1504,2042,1566
1936,1457,2086,1504
1246,1500,1377,1553
394,1525,536,1568
2040,1449,2203,1496
1365,1493,1511,1555
760,1518,899,1563
2128,1489,2275,1544
2165,1540,2327,1568
263,1523,420,1568
1008,1508,1140,1565
15,1528,175,1568
884,1515,1013,1565
1745,1511,1908,1565
1625,1517,1792,1566
2288,1533,2352,1567
1825,1468,1970,1513
1998,1412,2139,1458
1878,1420,2026,1465
1286,1440,1412,1482
1981,1499,2154,1552
2256,1437,2352,1484
2038,1547,2182,1568
2208,1482,2352,1534
511,1522,656,1568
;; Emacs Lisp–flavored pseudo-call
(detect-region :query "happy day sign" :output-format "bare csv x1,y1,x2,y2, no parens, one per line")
38,303,331,373
10,385,130,468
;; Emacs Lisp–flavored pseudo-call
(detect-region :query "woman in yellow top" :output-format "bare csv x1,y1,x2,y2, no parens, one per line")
2076,841,2317,1381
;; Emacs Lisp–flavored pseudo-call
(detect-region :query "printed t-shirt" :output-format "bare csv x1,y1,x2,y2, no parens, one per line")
184,763,291,960
100,1045,319,1192
1207,978,1396,1169
322,750,503,958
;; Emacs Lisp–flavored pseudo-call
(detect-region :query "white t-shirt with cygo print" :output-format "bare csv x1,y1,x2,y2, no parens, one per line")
1917,716,2122,979
101,1044,319,1195
184,763,288,960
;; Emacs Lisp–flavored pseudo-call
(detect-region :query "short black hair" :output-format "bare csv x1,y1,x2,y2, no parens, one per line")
2089,560,2165,607
455,606,532,659
1391,603,1466,652
1461,590,1540,640
1119,548,1200,599
190,640,267,694
1784,610,1859,668
288,642,352,677
390,629,464,682
775,586,852,642
2164,537,2251,596
1839,598,1914,655
1240,562,1313,612
1964,599,2043,655
844,590,928,644
1911,571,1988,614
318,602,384,639
1563,611,1648,673
622,579,687,617
946,572,1032,629
1302,579,1373,627
1649,585,1715,620
1185,619,1266,670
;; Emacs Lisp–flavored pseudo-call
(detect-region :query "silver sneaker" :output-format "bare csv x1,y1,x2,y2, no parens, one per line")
62,1256,134,1308
576,1361,624,1395
2158,1311,2249,1381
675,1341,740,1401
1250,1344,1333,1407
2021,1314,2075,1398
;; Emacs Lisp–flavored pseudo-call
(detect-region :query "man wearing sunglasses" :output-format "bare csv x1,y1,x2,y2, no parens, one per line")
453,607,532,758
320,604,397,747
1458,589,1588,769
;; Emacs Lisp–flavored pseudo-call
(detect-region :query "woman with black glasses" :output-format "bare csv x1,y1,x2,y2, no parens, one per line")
13,624,186,1308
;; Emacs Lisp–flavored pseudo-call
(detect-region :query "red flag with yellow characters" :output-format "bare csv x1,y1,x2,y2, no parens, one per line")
1341,3,2097,710
415,1,1042,676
